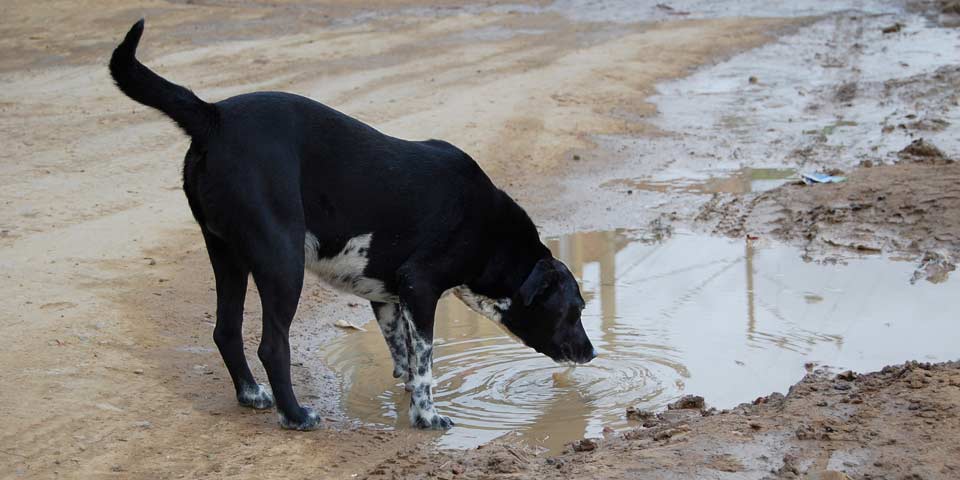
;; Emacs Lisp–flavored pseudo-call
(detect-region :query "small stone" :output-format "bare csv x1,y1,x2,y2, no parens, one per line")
748,76,759,84
836,370,857,381
451,464,465,475
667,395,705,410
626,406,654,420
572,438,597,452
881,22,903,34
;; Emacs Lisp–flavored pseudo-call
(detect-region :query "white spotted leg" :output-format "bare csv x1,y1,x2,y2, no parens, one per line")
402,305,453,429
396,270,453,430
370,302,412,389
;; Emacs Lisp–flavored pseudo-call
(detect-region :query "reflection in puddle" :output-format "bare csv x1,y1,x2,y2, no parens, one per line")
324,230,957,453
603,167,796,195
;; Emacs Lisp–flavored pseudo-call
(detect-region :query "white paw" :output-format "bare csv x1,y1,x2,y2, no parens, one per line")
278,406,322,431
237,383,274,409
409,402,453,430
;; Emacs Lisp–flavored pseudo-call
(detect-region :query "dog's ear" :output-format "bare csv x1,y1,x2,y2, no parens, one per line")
518,258,559,307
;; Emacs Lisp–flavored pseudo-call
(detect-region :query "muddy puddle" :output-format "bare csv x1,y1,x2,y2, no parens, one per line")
603,167,797,195
324,230,957,453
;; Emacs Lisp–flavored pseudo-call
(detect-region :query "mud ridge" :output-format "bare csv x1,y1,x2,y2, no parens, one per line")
697,153,960,283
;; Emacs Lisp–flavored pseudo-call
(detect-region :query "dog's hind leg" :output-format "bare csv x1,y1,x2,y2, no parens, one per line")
371,302,412,388
248,230,321,431
192,144,316,430
203,231,274,409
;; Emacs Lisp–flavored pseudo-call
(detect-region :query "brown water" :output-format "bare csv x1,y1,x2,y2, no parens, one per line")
323,230,958,453
602,167,796,195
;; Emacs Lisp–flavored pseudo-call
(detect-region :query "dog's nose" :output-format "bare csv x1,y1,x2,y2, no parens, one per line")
577,347,597,364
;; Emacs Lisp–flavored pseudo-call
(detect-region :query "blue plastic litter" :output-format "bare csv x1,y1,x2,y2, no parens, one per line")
801,172,846,184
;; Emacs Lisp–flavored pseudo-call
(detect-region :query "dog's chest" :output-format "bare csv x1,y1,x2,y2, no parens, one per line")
304,232,397,303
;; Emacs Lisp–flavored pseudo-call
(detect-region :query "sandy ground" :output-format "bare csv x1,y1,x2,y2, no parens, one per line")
1,0,958,479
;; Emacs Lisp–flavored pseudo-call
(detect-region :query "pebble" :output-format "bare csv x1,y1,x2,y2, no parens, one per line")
573,438,597,452
667,395,705,410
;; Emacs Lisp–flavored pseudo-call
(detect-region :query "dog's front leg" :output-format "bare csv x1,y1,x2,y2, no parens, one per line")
371,302,412,389
398,272,453,430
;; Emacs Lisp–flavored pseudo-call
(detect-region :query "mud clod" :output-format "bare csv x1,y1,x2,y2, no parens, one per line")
882,22,903,33
572,438,597,452
667,394,705,410
910,250,956,284
836,370,857,381
898,139,953,164
626,406,654,420
834,81,857,103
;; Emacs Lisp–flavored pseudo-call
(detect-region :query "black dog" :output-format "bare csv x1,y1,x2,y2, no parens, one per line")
110,19,596,430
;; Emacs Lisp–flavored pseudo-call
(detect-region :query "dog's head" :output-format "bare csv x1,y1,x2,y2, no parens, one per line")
501,257,596,364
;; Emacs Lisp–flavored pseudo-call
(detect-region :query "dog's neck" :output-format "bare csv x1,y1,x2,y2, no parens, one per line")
467,190,550,302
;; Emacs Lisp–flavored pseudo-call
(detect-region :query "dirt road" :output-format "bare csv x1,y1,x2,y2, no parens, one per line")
1,0,958,478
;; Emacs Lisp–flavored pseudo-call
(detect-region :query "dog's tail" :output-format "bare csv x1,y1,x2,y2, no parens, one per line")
109,19,216,139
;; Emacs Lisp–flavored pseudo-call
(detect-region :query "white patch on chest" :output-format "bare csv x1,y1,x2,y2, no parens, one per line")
452,286,511,323
304,232,397,302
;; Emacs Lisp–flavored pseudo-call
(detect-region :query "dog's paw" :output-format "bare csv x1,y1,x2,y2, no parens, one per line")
393,368,413,388
278,406,322,431
237,383,274,409
391,370,414,391
410,411,454,430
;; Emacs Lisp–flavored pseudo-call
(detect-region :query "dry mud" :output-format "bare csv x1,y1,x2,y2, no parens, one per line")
2,0,959,479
